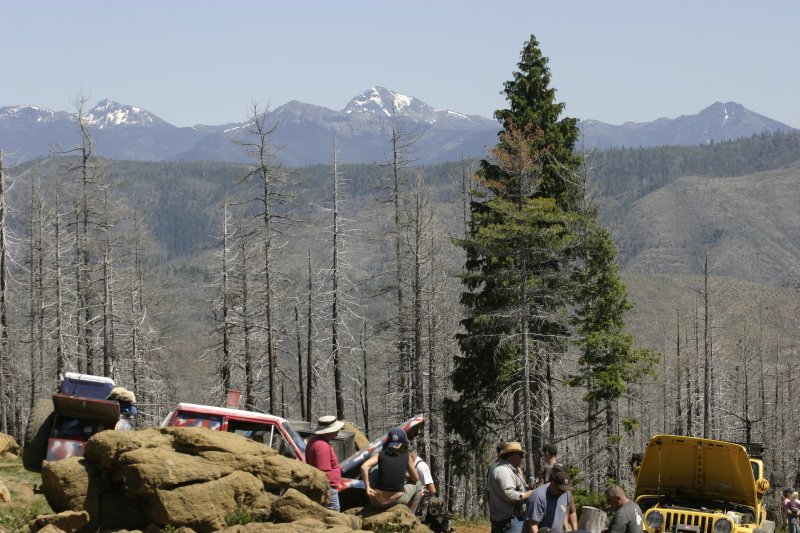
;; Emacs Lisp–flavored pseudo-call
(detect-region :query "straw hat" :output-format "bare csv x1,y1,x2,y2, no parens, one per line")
499,441,524,456
313,415,344,435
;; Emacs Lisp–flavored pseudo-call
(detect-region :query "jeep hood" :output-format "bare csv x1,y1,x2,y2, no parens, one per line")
635,434,757,507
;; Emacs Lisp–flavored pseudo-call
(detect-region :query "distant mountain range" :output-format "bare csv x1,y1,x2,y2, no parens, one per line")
0,87,795,166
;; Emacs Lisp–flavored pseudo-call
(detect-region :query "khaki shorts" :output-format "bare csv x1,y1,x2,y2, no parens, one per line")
370,483,420,509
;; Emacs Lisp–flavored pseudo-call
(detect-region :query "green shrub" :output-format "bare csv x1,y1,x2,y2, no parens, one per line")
573,488,611,515
373,512,412,533
224,506,256,526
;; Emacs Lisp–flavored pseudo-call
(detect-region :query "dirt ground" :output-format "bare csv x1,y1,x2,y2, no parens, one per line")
453,525,490,533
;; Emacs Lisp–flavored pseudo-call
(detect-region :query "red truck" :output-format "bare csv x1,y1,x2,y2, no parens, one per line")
23,373,131,471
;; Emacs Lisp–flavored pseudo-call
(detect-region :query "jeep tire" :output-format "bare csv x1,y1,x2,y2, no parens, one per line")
22,398,55,472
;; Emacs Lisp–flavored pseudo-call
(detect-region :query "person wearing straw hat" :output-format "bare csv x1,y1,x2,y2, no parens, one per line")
306,415,345,511
488,441,533,533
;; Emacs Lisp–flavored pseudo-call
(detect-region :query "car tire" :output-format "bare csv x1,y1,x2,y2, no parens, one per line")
22,398,55,472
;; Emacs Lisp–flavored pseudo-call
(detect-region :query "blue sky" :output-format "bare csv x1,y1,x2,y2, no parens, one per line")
4,0,798,128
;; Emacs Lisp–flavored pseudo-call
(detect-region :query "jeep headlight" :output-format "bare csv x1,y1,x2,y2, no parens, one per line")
714,519,733,533
646,511,664,529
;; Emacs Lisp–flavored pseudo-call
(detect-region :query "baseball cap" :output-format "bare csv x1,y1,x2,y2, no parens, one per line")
386,427,407,449
552,471,572,491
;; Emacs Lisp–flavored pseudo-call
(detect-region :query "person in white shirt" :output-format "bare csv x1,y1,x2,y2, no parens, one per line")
409,443,436,496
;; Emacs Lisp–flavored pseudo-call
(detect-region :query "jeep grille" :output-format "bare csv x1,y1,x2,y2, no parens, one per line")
662,512,714,533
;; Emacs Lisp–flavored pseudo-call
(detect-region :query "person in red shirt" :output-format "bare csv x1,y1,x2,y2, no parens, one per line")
305,415,344,511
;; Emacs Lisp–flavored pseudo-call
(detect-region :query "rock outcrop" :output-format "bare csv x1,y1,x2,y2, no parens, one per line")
27,510,90,533
340,420,370,451
0,431,20,457
36,426,431,532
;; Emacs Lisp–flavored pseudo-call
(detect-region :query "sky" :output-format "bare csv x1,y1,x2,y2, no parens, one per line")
3,0,799,128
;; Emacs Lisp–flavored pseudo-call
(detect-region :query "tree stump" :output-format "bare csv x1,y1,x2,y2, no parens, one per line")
579,506,608,533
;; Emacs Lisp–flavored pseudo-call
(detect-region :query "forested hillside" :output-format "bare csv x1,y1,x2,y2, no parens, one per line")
1,60,799,521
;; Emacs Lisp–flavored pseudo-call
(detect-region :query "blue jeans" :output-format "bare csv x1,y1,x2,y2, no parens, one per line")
491,515,524,533
325,488,340,512
788,516,798,533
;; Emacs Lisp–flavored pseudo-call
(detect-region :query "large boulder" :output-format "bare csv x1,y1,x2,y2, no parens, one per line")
85,428,327,501
41,427,329,531
39,426,432,532
41,456,147,531
218,519,363,532
0,431,20,457
40,457,101,516
357,504,430,532
271,489,361,529
146,471,273,533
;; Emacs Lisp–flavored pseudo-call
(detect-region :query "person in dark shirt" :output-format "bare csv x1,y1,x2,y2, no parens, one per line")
361,427,419,509
537,443,558,486
604,485,643,533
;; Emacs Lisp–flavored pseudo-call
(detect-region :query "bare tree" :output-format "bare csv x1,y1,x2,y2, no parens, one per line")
233,102,284,413
306,249,314,420
381,105,423,418
0,150,10,434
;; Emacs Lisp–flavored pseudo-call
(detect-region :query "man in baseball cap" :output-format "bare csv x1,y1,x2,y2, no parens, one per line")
526,470,573,533
549,464,577,530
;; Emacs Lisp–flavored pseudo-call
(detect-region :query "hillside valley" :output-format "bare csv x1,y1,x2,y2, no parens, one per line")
3,133,799,404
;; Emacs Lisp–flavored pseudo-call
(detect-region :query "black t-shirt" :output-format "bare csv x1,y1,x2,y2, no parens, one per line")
376,449,408,492
539,463,554,484
608,500,644,533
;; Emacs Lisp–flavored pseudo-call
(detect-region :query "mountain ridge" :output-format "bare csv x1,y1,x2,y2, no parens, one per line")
1,89,796,166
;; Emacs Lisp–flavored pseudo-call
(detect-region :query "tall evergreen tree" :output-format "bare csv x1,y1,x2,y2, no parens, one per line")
445,34,650,479
445,34,584,471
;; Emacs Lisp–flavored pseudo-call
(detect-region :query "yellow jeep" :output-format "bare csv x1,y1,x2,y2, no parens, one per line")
634,434,775,533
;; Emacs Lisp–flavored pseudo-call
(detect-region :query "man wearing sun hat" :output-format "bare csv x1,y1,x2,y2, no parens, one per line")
488,441,533,533
306,415,345,511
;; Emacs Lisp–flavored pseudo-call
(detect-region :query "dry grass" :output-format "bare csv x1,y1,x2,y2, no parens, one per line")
0,456,52,533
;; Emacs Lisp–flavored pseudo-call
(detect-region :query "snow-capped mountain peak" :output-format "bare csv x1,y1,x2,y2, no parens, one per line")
342,86,487,129
343,86,435,121
0,105,66,123
85,99,169,129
